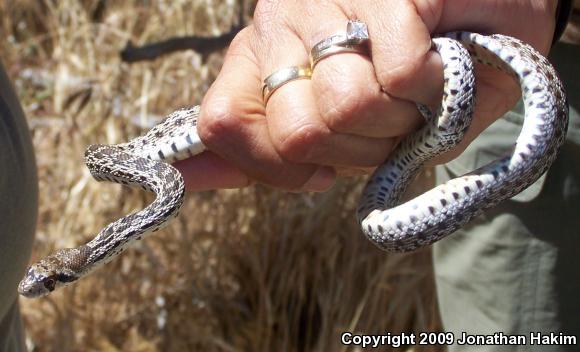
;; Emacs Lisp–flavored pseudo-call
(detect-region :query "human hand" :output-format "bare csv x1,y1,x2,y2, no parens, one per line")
175,0,557,192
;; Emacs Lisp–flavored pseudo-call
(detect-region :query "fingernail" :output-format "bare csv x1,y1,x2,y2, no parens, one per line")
303,166,336,192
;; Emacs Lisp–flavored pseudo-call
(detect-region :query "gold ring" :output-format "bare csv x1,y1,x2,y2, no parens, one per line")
310,20,369,68
262,66,312,105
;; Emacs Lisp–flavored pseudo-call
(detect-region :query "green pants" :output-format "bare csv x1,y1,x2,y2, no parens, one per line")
433,42,580,352
0,61,38,351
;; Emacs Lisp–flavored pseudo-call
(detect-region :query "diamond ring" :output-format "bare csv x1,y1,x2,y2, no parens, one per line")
310,20,369,68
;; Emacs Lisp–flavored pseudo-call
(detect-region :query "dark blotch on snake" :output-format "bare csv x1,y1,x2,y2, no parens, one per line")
56,272,78,283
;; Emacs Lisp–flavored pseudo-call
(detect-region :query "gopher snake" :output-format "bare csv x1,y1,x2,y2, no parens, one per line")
19,32,568,298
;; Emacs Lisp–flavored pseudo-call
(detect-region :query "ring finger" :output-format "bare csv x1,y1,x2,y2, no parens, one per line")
305,17,424,138
254,2,400,168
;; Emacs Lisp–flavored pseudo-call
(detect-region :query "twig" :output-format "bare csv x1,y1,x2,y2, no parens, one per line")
120,26,241,63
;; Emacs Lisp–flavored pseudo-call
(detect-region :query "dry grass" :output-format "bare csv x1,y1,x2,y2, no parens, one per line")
2,1,442,351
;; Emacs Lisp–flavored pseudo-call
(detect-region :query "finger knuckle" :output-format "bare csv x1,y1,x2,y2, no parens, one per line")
227,26,253,53
253,0,286,36
273,122,327,163
375,58,423,99
198,96,241,147
318,76,374,132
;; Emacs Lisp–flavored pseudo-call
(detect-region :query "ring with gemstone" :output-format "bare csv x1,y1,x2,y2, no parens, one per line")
262,65,312,105
310,19,369,68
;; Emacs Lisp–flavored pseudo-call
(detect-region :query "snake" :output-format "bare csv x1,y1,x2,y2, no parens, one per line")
18,32,568,298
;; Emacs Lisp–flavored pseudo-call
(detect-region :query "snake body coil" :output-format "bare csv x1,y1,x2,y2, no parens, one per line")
358,32,568,251
19,32,569,298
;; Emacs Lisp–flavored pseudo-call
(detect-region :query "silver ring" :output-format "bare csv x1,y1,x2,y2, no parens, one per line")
310,19,369,68
262,66,312,104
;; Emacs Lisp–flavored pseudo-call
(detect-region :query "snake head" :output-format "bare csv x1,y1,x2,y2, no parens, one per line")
18,267,58,298
18,249,81,298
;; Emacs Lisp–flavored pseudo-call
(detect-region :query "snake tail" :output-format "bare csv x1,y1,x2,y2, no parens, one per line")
358,33,568,252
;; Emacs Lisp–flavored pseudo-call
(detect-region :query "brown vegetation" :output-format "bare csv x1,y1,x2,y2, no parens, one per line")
1,1,441,351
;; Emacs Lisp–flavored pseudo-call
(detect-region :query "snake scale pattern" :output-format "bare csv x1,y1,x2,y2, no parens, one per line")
19,32,568,298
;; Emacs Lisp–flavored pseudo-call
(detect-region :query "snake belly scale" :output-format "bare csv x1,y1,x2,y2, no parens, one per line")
18,32,568,298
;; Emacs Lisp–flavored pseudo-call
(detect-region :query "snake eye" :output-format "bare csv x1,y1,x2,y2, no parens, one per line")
44,278,56,291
